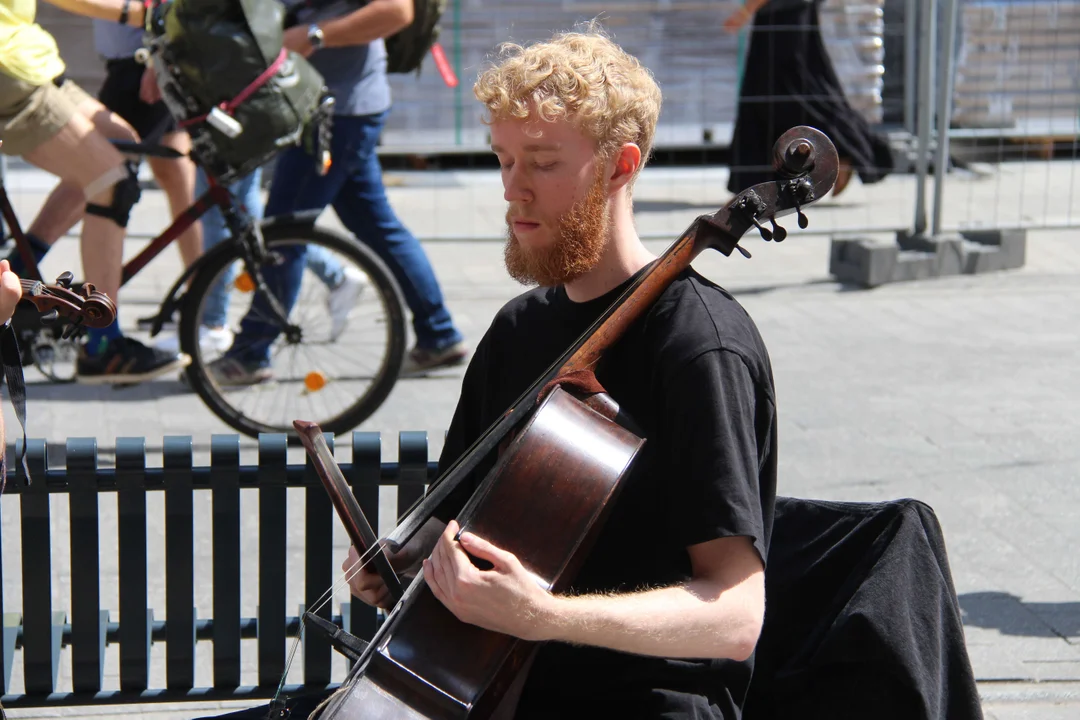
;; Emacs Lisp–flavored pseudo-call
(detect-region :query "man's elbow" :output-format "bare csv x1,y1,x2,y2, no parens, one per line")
728,618,762,662
722,593,765,662
385,0,414,34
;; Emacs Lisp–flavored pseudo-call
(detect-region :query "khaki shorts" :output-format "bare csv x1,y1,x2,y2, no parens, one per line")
0,73,94,157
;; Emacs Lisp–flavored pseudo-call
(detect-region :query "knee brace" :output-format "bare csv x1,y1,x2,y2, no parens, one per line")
84,161,141,228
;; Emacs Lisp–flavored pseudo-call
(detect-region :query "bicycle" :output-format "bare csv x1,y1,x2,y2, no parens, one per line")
1,121,407,441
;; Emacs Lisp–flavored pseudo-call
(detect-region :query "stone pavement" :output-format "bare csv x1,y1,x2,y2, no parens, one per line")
1,157,1079,717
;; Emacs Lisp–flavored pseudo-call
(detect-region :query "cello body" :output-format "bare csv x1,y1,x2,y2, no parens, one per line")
320,385,645,719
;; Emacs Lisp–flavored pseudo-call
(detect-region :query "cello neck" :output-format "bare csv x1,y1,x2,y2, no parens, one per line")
558,218,713,377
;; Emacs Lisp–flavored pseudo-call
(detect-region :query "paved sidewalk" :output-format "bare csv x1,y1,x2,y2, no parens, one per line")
1,158,1079,717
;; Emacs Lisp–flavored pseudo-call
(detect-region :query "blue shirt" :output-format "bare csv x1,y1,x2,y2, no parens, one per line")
92,20,143,61
287,0,391,117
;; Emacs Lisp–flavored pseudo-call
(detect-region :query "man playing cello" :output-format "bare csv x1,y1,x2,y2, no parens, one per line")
347,25,778,719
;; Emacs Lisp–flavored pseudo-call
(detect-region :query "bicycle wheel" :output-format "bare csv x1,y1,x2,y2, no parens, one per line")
180,224,407,438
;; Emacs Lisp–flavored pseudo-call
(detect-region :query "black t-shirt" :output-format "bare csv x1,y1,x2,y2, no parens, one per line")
434,267,778,720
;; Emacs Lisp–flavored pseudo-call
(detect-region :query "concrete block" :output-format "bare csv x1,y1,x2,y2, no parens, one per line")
894,230,965,277
962,243,1004,274
961,228,1028,270
829,237,898,287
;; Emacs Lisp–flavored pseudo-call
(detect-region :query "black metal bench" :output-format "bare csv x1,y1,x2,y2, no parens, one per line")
0,432,437,709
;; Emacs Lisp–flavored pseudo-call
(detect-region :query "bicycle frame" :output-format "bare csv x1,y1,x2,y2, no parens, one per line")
0,170,232,286
0,166,295,338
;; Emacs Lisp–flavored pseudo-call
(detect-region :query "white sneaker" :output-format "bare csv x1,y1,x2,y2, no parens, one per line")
328,266,369,342
154,326,235,355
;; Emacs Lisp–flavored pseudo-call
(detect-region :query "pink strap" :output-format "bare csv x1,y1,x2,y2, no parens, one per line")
178,48,290,129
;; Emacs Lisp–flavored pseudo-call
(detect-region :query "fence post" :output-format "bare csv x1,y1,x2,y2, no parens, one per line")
931,0,960,236
912,0,938,237
903,0,919,135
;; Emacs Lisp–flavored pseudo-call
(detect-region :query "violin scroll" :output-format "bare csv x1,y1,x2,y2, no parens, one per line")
19,272,117,337
702,125,838,257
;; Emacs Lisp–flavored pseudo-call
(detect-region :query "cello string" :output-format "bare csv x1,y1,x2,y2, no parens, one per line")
272,540,395,702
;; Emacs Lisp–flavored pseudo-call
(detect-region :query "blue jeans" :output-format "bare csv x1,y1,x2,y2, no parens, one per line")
197,168,346,328
196,167,264,329
230,111,462,365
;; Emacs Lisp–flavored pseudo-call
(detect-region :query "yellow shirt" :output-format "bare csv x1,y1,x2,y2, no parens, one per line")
0,0,65,85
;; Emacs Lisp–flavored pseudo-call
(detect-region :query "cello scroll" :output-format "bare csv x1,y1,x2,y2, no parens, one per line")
18,271,117,337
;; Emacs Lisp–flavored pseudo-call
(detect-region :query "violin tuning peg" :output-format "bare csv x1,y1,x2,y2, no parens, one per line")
40,309,59,325
735,243,752,259
769,217,787,242
796,206,809,229
55,271,74,289
80,282,96,299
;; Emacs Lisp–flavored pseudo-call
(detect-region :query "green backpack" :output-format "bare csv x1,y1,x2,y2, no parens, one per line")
385,0,447,75
146,0,330,182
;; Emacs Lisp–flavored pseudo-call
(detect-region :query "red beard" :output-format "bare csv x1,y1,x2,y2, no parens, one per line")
504,172,609,287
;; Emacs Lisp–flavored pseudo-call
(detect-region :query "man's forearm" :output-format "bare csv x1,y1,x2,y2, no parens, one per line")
537,579,764,662
320,0,412,49
44,0,142,26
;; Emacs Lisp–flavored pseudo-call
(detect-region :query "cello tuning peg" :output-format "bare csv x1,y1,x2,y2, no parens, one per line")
55,271,74,289
40,309,59,325
61,318,84,340
769,217,787,242
796,205,809,229
749,216,772,241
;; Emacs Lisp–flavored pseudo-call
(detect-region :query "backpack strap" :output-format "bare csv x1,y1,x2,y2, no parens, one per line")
177,48,290,129
0,321,30,492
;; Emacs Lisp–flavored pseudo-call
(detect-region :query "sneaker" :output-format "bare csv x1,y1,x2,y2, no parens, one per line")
328,267,369,342
76,336,191,385
154,326,235,355
206,355,273,386
401,341,469,376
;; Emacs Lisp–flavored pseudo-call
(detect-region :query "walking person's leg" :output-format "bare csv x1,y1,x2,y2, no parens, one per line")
328,113,465,373
206,146,344,384
0,74,187,382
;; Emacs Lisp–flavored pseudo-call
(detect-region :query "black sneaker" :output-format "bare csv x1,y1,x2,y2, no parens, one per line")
400,341,469,377
76,336,191,385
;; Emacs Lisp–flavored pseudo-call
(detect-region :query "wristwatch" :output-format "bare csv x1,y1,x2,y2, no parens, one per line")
307,24,325,51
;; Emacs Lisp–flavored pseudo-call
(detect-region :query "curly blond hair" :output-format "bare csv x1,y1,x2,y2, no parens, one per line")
473,24,662,171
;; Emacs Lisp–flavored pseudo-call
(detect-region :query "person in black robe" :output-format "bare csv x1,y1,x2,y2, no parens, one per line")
724,0,895,196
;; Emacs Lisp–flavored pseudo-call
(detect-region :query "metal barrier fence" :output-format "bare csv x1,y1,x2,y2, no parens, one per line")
6,1,1076,266
0,432,437,708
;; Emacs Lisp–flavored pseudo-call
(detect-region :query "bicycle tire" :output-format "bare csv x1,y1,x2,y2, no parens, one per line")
180,224,407,439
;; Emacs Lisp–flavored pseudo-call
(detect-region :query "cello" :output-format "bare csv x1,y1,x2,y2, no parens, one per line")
0,270,117,487
295,125,838,719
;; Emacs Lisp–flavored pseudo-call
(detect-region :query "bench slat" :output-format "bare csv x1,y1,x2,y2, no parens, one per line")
21,439,55,694
258,435,288,687
117,437,150,692
303,433,334,685
164,436,195,689
211,435,241,688
69,437,103,692
348,433,382,646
